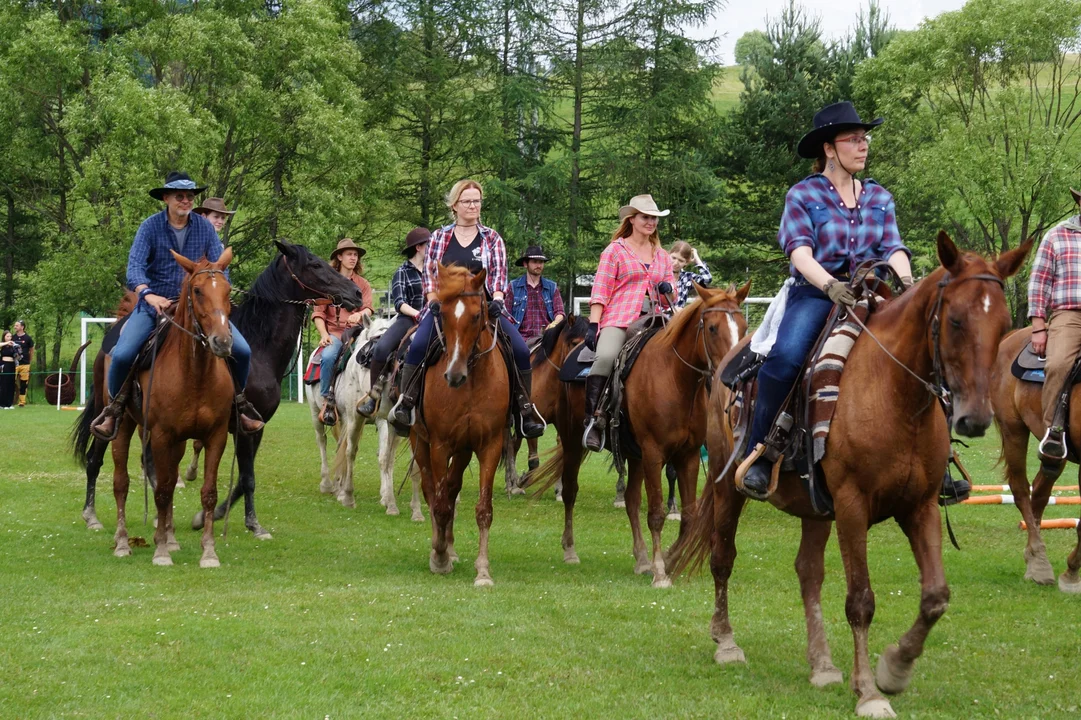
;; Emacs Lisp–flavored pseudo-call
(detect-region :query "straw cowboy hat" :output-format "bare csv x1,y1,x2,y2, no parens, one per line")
618,194,671,222
149,171,207,201
515,245,550,266
796,101,883,160
193,197,236,216
402,227,431,256
331,238,366,261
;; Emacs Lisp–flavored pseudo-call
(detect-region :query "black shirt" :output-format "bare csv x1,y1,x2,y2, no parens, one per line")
12,333,32,364
441,232,484,274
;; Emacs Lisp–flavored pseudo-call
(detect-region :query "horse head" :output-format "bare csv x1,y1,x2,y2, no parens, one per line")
172,248,235,359
273,240,365,310
437,264,489,388
929,230,1032,437
658,280,751,373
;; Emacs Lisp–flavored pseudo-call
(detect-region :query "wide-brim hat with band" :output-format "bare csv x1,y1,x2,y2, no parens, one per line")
402,227,431,256
149,171,208,201
618,194,671,222
194,197,236,216
515,245,550,266
331,237,366,261
797,101,883,160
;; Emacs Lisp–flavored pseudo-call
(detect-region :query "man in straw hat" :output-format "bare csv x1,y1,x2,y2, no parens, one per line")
90,171,263,440
1029,187,1081,470
193,196,236,236
507,244,565,345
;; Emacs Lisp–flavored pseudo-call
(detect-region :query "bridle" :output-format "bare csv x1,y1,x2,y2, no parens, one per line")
670,304,745,382
434,290,498,367
163,267,231,347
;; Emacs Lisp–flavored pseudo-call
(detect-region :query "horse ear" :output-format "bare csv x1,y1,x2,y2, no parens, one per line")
694,281,716,300
171,250,196,274
996,237,1034,279
936,231,963,274
734,279,752,305
473,268,487,290
274,239,294,257
215,246,234,270
362,313,372,330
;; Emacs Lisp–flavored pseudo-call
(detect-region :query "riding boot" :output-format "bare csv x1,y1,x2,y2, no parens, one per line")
516,369,546,439
234,392,265,434
938,471,971,507
741,459,773,500
356,359,385,418
389,362,422,431
90,391,128,442
319,390,338,427
582,374,606,452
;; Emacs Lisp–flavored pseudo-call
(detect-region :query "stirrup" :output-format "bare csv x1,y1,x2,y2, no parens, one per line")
734,443,782,500
319,398,338,427
582,417,605,452
388,395,415,428
1038,426,1068,461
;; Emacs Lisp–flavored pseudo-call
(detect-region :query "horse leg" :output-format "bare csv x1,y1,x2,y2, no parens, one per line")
503,427,524,497
82,437,107,531
313,406,334,494
666,462,680,521
797,518,843,687
624,459,650,575
426,440,455,574
475,442,503,587
875,501,950,706
527,435,539,473
181,439,203,488
641,449,671,588
376,420,398,515
111,421,135,557
197,431,228,568
1057,465,1081,592
446,452,470,563
673,448,700,542
1001,423,1055,584
151,437,182,567
710,481,747,664
409,458,424,523
614,473,627,509
561,442,583,564
835,506,894,718
236,433,269,539
337,416,360,509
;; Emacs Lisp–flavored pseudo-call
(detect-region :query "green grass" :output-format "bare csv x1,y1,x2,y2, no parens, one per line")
1,404,1080,719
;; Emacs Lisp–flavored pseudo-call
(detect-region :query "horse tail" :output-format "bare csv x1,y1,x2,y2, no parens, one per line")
667,465,715,578
523,444,564,498
70,383,99,470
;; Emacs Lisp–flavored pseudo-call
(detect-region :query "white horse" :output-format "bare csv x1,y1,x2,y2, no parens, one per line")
306,316,423,520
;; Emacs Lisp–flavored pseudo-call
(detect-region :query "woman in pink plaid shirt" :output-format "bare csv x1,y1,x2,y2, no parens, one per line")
582,194,677,452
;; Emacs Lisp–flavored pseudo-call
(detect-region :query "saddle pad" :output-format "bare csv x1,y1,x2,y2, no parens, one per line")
303,347,324,385
806,304,869,464
559,341,592,383
1011,342,1046,383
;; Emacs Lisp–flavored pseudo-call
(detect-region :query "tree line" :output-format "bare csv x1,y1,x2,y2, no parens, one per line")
2,0,1080,371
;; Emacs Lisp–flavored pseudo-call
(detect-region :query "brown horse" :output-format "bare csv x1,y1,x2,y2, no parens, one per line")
990,327,1081,592
84,250,236,567
412,265,510,586
669,233,1030,718
528,283,749,579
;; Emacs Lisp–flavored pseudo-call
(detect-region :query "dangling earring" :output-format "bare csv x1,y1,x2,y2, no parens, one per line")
827,159,835,172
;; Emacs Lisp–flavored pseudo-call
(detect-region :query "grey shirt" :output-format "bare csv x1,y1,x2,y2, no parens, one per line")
170,222,190,254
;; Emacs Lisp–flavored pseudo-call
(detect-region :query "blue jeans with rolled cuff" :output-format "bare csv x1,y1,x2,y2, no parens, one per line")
744,283,834,456
319,335,344,398
405,311,530,373
107,301,251,398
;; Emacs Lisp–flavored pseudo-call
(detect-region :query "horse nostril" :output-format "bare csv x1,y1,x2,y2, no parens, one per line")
955,415,988,438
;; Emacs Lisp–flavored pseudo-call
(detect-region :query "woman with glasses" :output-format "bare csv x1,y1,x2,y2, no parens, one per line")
737,102,915,499
389,179,546,439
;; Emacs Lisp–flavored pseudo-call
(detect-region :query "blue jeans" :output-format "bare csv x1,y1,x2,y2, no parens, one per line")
319,335,344,397
108,301,251,398
405,312,530,372
745,283,834,455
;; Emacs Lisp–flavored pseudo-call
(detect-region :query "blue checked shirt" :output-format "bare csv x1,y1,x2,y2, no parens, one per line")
126,210,226,299
779,175,909,281
390,260,425,314
675,263,713,308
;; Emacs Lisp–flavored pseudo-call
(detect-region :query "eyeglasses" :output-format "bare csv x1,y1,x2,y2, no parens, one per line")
458,199,482,207
168,192,197,201
833,134,872,147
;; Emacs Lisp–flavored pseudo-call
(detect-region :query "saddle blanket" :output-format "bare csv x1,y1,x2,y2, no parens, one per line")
807,305,869,463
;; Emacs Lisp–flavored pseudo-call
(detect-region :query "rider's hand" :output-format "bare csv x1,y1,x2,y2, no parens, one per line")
1032,329,1047,357
319,334,333,348
691,248,702,264
656,281,673,297
585,322,598,351
428,301,441,317
347,312,363,325
488,298,505,319
824,280,857,308
145,294,172,315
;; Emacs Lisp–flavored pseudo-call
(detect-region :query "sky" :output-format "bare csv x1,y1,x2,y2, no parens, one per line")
697,0,968,65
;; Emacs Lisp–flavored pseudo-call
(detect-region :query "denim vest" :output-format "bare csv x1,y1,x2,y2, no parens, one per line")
510,275,557,324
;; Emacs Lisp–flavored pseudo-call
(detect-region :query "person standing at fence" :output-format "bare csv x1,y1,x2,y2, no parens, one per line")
357,227,428,418
0,330,19,409
11,320,33,407
507,245,565,345
669,241,713,310
193,197,235,237
312,238,374,426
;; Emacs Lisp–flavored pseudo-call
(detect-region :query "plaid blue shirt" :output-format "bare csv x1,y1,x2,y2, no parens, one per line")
675,263,713,308
390,260,425,314
126,210,225,298
779,175,909,280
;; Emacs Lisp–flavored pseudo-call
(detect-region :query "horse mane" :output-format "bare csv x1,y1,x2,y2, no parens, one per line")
436,265,478,302
231,246,314,346
654,291,732,351
531,314,589,369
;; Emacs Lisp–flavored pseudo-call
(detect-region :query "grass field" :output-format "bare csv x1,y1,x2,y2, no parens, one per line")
1,403,1080,719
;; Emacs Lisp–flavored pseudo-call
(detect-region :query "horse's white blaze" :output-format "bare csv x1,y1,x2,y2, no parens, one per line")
211,278,218,289
982,294,990,314
449,338,461,368
454,300,465,319
726,314,739,348
219,314,227,327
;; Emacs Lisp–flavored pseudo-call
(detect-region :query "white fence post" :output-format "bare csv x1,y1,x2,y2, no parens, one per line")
296,330,304,403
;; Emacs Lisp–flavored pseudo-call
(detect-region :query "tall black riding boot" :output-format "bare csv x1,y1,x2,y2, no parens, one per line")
389,362,422,430
516,369,546,439
582,374,606,452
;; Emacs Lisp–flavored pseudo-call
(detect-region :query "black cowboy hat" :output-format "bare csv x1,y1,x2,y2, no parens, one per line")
149,171,208,201
797,102,883,160
402,227,431,256
515,245,550,266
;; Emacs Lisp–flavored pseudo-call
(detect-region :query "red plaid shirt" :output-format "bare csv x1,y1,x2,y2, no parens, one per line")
423,222,508,298
590,238,676,329
1028,220,1081,319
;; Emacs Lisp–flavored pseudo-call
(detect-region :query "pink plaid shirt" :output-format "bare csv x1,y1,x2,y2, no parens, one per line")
1028,220,1081,319
590,238,676,329
423,222,508,299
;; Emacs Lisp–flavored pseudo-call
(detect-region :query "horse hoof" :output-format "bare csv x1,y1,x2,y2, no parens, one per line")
613,499,626,509
507,486,525,497
319,480,335,494
113,546,131,558
555,493,564,503
386,505,400,516
875,644,913,695
564,550,580,564
379,495,388,507
411,511,425,523
474,577,494,587
1024,552,1056,586
175,479,186,489
666,511,681,522
87,520,104,531
713,644,746,665
338,494,356,509
651,576,672,589
810,667,843,687
856,698,896,719
166,542,181,553
200,556,221,569
448,548,460,562
1059,572,1081,593
430,551,454,574
191,510,205,531
152,554,173,567
633,559,651,575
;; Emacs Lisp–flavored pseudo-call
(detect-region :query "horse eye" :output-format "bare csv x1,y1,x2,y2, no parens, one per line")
950,317,963,330
194,287,202,296
473,312,482,322
708,325,717,334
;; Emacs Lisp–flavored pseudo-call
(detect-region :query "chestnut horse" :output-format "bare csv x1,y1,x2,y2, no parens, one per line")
669,233,1030,719
990,326,1081,592
527,283,749,579
412,265,510,586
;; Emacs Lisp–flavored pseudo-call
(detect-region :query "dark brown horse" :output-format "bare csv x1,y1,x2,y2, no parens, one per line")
528,283,749,579
669,233,1030,718
991,327,1081,592
412,265,510,586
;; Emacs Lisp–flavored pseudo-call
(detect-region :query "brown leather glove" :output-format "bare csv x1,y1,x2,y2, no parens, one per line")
824,279,857,307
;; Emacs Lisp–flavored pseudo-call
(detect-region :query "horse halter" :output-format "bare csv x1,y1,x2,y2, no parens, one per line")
279,254,336,307
167,267,230,346
671,304,744,381
435,290,498,366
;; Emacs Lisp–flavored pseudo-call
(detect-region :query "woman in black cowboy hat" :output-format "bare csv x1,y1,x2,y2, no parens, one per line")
736,101,919,499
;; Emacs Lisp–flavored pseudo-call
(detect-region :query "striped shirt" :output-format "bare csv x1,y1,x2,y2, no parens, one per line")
590,238,676,329
779,175,909,280
675,263,713,309
423,222,508,299
126,210,225,298
1028,219,1081,319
